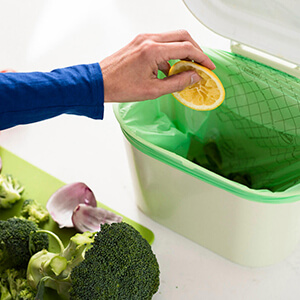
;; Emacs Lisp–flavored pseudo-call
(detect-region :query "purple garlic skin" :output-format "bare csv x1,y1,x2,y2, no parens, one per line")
72,203,123,233
46,182,97,228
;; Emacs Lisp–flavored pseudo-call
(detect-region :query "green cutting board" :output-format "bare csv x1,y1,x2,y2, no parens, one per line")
0,146,154,299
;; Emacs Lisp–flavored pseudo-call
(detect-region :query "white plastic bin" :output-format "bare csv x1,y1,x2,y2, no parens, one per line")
125,141,300,267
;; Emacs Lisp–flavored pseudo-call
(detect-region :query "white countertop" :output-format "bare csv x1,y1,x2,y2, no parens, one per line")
1,1,300,299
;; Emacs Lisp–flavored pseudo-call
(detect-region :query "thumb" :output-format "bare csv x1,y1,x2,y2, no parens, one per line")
158,70,201,96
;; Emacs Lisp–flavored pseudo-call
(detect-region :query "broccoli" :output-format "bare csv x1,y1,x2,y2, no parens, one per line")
0,268,35,300
0,174,24,209
27,222,160,300
20,199,49,224
0,217,49,272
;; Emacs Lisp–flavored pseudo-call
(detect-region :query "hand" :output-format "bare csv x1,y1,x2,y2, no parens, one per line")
100,30,215,103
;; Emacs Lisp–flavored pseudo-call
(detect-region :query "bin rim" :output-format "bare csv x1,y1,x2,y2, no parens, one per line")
114,103,300,204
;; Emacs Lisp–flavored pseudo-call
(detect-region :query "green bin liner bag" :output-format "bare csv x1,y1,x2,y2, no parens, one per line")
115,48,300,197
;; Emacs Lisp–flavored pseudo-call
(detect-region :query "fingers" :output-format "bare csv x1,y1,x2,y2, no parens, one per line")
157,61,171,76
152,70,202,98
132,30,215,70
159,42,215,70
143,29,203,52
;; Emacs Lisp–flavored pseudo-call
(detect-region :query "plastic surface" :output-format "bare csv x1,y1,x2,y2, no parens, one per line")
183,0,300,65
0,146,155,299
114,48,300,266
230,43,300,78
114,49,300,203
124,140,300,267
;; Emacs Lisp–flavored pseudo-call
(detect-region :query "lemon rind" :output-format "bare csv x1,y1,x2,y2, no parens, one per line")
169,61,225,111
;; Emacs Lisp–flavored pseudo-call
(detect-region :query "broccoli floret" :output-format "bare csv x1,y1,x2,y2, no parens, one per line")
0,174,24,209
0,268,35,300
0,217,49,272
70,223,160,299
27,222,160,300
20,199,49,224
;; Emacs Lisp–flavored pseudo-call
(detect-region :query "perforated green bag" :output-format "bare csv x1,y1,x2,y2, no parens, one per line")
114,48,300,202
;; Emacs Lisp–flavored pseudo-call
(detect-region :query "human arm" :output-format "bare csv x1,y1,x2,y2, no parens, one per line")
0,30,215,130
0,63,104,130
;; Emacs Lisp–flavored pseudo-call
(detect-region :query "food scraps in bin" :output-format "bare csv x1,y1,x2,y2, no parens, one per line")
188,138,252,188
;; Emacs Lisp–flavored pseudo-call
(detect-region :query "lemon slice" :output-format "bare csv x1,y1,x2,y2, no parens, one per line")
168,60,225,111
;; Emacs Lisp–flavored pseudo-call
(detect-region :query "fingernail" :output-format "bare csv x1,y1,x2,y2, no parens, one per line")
191,73,202,85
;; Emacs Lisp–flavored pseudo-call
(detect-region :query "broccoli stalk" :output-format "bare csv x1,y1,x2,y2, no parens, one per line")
0,174,24,209
27,230,94,300
27,222,160,300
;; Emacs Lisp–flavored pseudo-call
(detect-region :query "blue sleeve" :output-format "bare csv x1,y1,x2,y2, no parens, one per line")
0,63,104,130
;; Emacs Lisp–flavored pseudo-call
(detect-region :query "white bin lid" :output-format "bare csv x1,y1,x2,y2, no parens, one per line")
183,0,300,66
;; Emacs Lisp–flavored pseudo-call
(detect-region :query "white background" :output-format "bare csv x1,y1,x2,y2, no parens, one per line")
1,1,300,299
